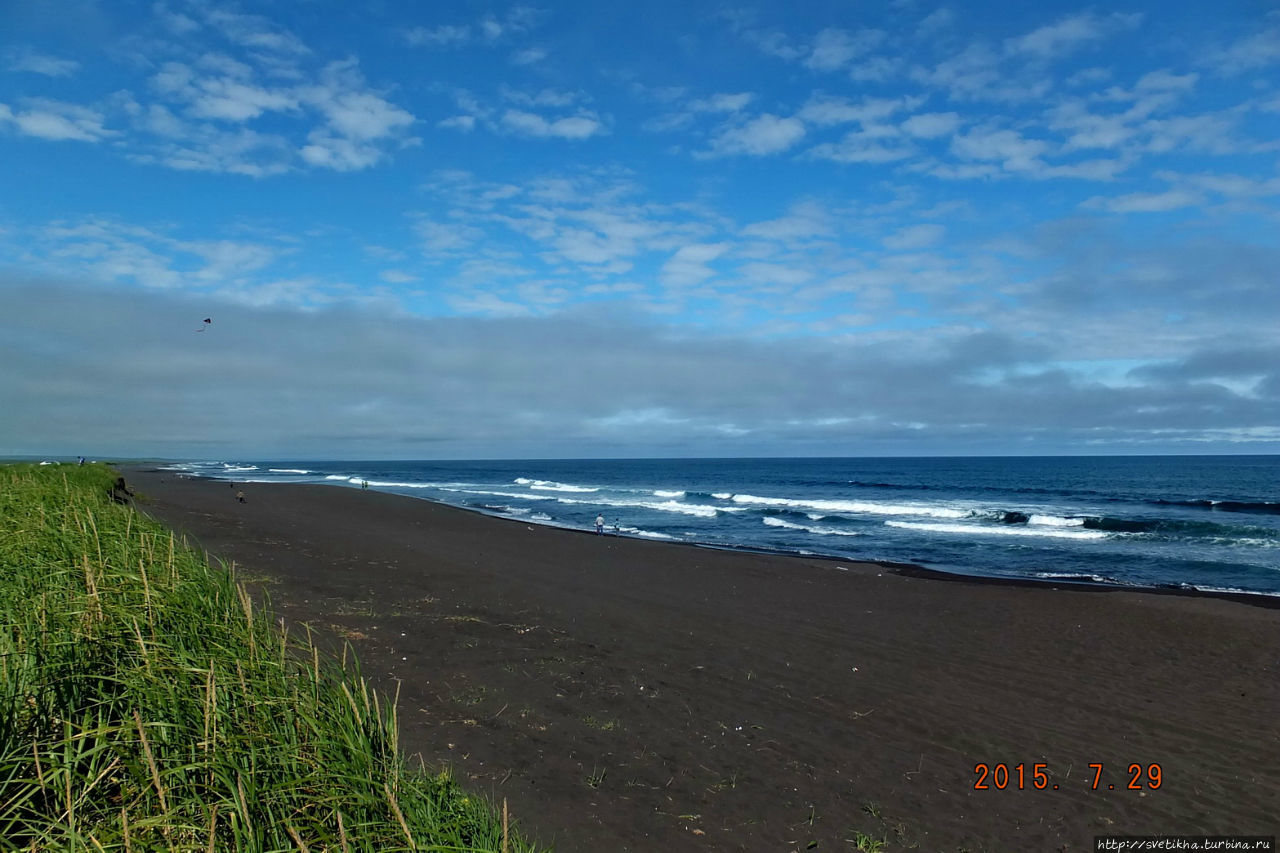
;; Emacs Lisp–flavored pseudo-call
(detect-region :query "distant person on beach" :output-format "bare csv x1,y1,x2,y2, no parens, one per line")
236,490,246,504
614,519,621,533
110,477,133,504
362,480,369,490
78,456,85,466
595,514,605,535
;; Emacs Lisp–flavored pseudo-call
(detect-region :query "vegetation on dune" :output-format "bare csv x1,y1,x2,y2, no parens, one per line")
0,463,540,852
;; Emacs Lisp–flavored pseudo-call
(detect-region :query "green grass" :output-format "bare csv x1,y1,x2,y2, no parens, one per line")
0,463,542,852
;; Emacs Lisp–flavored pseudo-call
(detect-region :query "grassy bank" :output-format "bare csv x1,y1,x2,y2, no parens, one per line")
0,463,541,852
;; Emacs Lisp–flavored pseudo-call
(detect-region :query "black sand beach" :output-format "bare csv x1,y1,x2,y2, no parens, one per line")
125,468,1280,852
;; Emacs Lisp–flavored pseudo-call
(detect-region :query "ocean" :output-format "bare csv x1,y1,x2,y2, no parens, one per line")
160,456,1280,599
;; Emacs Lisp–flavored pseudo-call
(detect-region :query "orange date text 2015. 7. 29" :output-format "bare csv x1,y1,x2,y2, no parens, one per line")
972,762,1163,791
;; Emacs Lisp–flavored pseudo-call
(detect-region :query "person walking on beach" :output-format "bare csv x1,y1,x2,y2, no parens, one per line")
236,490,246,504
595,514,605,535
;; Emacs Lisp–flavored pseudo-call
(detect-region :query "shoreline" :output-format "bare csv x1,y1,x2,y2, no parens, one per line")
199,470,1280,611
124,466,1280,852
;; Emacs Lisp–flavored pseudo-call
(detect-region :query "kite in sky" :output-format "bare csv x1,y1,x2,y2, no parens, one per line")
196,318,211,332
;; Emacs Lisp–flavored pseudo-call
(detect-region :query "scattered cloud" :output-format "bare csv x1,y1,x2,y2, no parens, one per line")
705,113,805,157
0,99,111,142
1082,188,1203,213
1005,11,1143,60
501,109,604,139
5,48,80,77
403,24,471,47
804,27,886,72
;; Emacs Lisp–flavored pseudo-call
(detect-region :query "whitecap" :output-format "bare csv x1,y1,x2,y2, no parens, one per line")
732,493,968,519
712,492,733,500
885,520,1108,540
616,525,676,540
653,490,685,498
1028,515,1085,527
763,517,866,537
268,468,312,474
515,477,598,493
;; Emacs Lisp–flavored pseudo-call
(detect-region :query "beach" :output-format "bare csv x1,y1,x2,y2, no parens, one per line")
125,468,1280,852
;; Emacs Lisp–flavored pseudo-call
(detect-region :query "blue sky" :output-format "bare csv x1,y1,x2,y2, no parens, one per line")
1,0,1278,458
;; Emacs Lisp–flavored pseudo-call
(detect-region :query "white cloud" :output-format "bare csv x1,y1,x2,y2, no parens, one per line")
661,242,730,286
805,27,886,72
189,78,298,122
917,8,955,36
500,109,604,139
692,92,754,113
913,43,1050,103
644,92,754,133
1082,189,1203,213
799,94,921,126
404,24,471,47
706,114,805,157
1206,24,1280,75
951,126,1048,171
511,47,547,65
901,111,961,138
204,7,309,55
808,129,915,164
1162,170,1280,198
299,133,384,171
415,219,484,253
6,49,80,77
741,201,833,243
301,61,414,141
1004,11,1142,59
883,224,945,250
438,115,476,132
0,99,111,142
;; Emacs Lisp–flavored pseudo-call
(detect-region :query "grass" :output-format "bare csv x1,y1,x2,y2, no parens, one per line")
0,463,542,852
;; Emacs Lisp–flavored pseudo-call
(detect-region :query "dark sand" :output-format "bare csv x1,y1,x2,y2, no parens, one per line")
125,468,1279,852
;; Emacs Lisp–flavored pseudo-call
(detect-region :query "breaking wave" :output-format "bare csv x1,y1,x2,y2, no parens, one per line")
732,493,969,519
514,477,598,493
885,520,1109,540
763,517,867,537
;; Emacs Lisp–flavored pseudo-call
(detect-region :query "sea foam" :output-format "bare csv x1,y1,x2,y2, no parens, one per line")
733,493,968,519
515,477,598,493
886,520,1108,540
763,517,866,537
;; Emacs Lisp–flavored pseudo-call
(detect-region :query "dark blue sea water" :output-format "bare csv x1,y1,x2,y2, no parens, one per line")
162,456,1280,598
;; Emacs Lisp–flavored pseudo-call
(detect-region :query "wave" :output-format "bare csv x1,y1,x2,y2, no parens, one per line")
1033,571,1123,584
514,477,598,493
615,525,676,540
1152,499,1280,516
763,517,866,537
983,511,1277,542
712,492,733,500
268,468,312,474
849,480,934,491
885,520,1109,540
443,488,556,502
732,493,969,519
564,496,720,518
1029,514,1085,527
653,489,685,498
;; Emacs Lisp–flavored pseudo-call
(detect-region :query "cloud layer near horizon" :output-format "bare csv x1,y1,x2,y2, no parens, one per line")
4,275,1277,458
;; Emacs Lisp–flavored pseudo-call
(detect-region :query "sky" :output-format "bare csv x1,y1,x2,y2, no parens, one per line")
1,0,1278,460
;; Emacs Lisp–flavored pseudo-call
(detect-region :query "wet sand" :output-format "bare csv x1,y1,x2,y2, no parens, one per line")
125,468,1280,852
